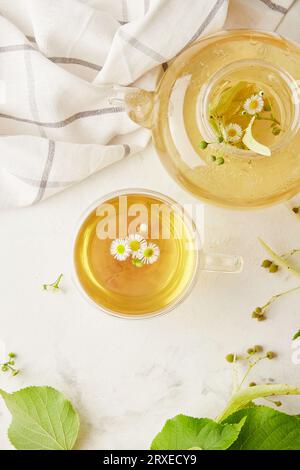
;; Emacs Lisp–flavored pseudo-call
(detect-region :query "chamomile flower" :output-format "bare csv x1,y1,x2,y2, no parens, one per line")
140,242,160,265
128,234,147,258
110,238,130,261
225,123,243,143
243,94,264,115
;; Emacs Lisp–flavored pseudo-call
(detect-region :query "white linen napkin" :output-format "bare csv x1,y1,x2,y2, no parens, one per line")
0,0,298,209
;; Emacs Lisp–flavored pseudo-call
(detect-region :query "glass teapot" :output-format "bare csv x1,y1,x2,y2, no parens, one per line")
111,30,300,209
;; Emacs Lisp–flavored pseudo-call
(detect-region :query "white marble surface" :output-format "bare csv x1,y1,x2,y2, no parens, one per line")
1,143,300,450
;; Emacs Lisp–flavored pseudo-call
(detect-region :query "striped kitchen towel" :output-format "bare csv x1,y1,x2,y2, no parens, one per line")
225,0,297,33
0,0,297,209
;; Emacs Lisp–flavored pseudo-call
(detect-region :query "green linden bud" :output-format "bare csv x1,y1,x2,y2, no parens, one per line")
254,345,263,353
209,155,217,162
216,157,225,166
1,365,8,372
199,141,208,149
266,351,276,359
257,315,266,321
218,136,224,143
225,353,235,363
247,348,255,355
12,369,19,377
274,401,282,407
8,352,16,358
261,259,272,268
8,360,15,366
269,263,279,273
249,382,256,387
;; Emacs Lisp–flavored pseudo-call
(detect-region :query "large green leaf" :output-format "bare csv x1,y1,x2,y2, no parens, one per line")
0,386,79,450
225,406,300,450
151,414,246,450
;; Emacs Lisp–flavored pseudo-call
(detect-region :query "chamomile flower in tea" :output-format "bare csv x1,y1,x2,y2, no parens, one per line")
140,243,160,265
110,238,130,261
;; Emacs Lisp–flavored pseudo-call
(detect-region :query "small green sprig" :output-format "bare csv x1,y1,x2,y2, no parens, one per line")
199,136,224,150
43,273,63,291
209,155,225,165
259,238,300,278
251,284,300,321
1,352,19,377
225,345,277,401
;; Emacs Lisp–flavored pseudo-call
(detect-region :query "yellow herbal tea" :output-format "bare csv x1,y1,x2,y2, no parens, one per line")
73,192,197,317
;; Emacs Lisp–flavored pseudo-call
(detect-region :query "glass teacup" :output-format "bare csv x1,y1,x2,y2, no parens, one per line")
72,189,243,319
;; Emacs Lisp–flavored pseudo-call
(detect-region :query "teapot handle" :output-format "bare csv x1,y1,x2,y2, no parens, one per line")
108,86,154,129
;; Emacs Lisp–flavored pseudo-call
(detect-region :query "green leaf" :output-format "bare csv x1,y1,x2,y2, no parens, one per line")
293,330,300,340
151,414,246,450
0,386,79,450
225,406,300,450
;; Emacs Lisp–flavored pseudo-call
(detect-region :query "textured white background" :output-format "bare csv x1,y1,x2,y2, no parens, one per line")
1,142,300,449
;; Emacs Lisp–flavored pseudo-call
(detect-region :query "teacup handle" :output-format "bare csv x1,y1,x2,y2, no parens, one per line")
108,85,154,129
199,252,243,273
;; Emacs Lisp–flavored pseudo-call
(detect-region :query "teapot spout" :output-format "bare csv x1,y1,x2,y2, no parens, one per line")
109,86,154,129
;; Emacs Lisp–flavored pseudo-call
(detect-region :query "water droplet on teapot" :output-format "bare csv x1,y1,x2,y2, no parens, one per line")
213,48,225,57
